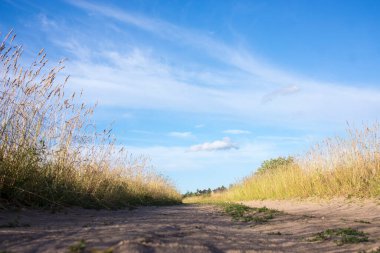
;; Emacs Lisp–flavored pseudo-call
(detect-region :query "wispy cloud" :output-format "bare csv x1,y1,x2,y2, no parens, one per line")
189,137,238,152
62,45,380,127
58,0,380,129
169,131,193,138
67,0,167,34
223,129,251,135
262,85,300,103
37,14,58,30
121,112,134,119
67,0,299,85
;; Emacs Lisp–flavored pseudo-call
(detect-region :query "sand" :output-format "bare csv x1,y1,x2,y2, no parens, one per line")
0,199,379,252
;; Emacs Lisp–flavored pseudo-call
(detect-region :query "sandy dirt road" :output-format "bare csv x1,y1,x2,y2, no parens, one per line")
0,200,379,252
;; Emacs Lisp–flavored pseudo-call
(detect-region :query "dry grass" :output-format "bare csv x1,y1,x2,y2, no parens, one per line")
185,123,380,203
0,30,181,209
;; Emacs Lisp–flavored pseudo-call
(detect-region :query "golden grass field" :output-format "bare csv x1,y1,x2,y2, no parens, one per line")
0,31,181,209
185,123,380,204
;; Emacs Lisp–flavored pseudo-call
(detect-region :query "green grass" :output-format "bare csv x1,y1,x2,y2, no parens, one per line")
307,228,369,246
68,240,87,253
0,31,181,209
68,240,113,253
220,203,281,223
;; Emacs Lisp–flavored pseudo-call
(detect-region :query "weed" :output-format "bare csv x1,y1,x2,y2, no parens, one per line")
221,203,280,223
68,240,86,253
302,214,316,219
267,231,282,235
89,248,113,253
355,220,371,224
308,228,369,246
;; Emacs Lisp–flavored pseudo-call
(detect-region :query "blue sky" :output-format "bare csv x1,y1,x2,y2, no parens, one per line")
1,0,380,192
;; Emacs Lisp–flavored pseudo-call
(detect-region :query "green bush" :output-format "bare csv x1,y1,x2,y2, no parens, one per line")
255,156,294,175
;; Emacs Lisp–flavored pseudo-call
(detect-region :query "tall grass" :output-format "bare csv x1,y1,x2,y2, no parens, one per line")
0,30,181,209
185,123,380,203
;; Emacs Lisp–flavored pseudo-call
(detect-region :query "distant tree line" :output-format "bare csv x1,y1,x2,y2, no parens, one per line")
182,186,227,198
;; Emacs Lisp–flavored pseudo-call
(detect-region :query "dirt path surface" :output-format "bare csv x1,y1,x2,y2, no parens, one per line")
1,201,379,252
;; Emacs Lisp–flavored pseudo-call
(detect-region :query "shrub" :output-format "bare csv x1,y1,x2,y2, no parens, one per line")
255,156,294,175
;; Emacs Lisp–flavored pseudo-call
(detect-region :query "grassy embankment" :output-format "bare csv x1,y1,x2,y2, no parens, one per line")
185,124,380,203
0,31,181,209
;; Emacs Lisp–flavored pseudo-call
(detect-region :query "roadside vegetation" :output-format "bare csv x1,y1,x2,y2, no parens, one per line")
0,31,181,209
220,203,281,223
307,228,369,246
185,123,380,203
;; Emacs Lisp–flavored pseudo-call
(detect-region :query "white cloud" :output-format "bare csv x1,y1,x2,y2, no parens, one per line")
37,13,58,30
121,112,133,119
195,124,204,128
63,48,380,128
189,137,238,152
66,1,279,81
67,0,165,34
169,131,193,138
262,84,300,103
123,141,275,172
223,129,251,135
66,1,313,86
